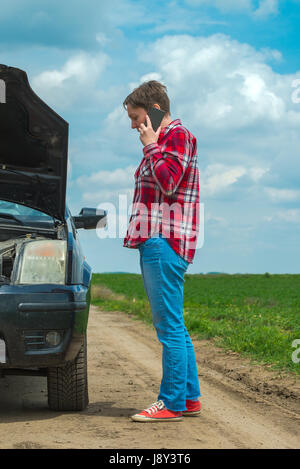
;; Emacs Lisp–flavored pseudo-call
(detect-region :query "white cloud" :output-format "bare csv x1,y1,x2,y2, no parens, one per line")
264,188,300,203
265,209,300,224
206,212,227,226
185,0,253,12
129,72,163,92
253,0,279,18
277,209,300,223
104,33,300,206
95,33,110,47
82,187,134,204
185,0,279,17
32,51,110,109
237,72,284,119
201,164,269,197
76,165,136,189
248,167,269,182
74,165,136,207
201,164,246,196
137,34,292,131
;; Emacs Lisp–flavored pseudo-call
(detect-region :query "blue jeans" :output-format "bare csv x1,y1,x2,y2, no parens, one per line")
138,234,201,412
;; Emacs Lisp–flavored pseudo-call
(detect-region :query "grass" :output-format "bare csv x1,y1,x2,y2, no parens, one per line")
91,273,300,376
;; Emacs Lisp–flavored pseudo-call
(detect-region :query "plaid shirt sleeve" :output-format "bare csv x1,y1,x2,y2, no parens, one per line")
142,128,191,196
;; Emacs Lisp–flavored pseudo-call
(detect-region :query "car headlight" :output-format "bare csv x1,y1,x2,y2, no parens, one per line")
16,240,67,284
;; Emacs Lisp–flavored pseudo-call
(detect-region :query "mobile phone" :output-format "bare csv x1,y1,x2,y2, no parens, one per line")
146,107,166,132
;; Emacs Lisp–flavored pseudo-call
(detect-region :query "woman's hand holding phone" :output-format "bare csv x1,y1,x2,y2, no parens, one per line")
138,114,161,147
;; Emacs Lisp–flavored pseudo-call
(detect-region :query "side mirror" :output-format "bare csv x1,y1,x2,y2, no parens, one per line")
73,207,107,230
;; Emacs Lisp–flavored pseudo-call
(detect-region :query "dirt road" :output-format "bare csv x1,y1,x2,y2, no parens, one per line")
0,305,299,449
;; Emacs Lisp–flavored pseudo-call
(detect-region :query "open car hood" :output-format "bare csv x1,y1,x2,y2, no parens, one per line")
0,64,68,221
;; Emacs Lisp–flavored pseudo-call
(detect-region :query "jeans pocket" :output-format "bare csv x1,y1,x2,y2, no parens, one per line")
138,236,160,255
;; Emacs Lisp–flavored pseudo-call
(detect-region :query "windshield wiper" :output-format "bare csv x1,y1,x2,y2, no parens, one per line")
0,213,24,225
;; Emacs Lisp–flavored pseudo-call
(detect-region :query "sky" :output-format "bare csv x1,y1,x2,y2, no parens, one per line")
1,0,300,274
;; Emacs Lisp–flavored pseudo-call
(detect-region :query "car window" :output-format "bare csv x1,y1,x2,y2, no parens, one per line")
0,200,52,219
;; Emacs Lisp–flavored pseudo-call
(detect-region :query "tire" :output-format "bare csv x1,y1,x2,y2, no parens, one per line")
47,334,89,411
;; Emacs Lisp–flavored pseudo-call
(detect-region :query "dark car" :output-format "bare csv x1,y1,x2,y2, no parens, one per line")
0,65,106,411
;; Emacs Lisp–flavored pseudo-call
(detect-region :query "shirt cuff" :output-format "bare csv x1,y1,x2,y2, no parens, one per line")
143,142,160,158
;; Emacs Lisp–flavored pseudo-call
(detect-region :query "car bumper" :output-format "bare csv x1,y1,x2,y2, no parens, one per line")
0,283,90,369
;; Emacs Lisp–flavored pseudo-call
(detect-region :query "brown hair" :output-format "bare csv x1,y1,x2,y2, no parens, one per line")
123,80,170,114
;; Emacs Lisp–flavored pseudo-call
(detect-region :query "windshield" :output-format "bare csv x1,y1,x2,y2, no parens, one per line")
0,200,53,219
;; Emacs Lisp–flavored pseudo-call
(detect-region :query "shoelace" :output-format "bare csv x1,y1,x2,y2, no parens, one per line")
144,400,165,415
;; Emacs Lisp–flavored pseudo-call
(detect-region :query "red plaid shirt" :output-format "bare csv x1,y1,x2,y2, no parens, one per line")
123,119,199,263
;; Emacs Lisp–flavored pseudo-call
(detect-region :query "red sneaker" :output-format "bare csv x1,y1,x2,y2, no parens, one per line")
182,399,201,416
131,400,183,422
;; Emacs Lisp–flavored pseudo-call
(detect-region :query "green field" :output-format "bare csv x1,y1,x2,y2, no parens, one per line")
91,273,300,375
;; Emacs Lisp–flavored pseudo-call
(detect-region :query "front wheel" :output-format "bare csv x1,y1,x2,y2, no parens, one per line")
47,334,89,411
